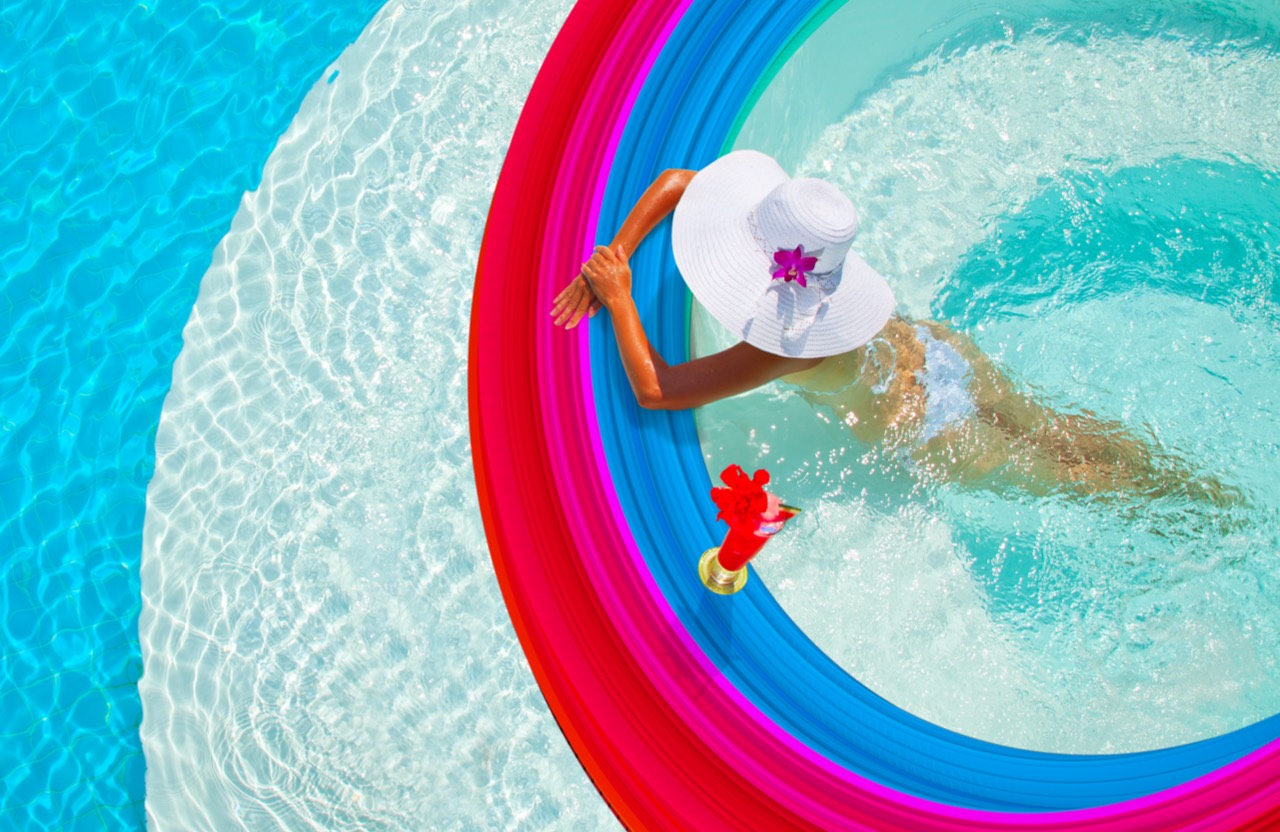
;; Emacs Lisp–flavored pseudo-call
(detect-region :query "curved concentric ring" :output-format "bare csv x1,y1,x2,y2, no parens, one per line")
470,0,1280,827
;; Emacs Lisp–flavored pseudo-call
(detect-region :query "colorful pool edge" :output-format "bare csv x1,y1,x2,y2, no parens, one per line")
469,0,1280,828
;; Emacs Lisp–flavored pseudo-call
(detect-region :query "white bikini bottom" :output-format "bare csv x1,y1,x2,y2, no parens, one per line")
830,323,978,445
914,326,976,442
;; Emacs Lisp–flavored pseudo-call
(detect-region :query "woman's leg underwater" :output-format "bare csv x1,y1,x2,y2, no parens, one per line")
911,321,1241,506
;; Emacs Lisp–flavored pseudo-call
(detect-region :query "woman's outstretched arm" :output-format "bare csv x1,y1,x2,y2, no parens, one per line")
581,245,821,410
550,168,696,329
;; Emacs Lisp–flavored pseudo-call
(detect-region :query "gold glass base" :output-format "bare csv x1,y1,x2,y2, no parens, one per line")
698,548,748,595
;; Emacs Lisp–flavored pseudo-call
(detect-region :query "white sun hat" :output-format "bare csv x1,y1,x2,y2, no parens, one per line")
671,149,895,358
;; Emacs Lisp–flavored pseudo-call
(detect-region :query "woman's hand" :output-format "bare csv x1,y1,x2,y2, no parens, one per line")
550,273,601,329
580,245,632,311
551,171,693,332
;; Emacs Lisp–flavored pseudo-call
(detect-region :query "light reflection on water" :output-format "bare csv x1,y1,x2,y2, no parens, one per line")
141,1,618,828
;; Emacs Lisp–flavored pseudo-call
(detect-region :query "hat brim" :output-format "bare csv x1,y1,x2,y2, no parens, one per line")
671,150,895,358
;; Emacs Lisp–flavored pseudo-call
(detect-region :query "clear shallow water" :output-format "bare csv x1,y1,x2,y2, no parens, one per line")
697,12,1280,753
139,0,617,828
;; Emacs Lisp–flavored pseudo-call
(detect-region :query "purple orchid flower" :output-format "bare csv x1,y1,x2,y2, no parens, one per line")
772,245,818,288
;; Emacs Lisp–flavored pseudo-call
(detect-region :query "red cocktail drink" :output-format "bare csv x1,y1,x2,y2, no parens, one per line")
702,465,800,594
715,502,801,571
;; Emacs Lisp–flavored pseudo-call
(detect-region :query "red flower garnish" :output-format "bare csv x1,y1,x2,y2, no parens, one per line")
710,465,771,530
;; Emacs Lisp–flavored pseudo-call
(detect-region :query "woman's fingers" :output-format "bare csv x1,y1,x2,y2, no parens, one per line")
552,292,578,326
553,281,588,326
550,273,605,328
559,297,586,328
550,255,612,329
551,277,579,316
565,297,591,328
551,284,573,314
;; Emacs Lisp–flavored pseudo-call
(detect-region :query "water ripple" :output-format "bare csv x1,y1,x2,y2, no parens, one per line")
141,1,616,829
0,0,383,826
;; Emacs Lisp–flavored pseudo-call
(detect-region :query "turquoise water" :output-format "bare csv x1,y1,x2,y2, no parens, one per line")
0,0,382,827
697,2,1280,753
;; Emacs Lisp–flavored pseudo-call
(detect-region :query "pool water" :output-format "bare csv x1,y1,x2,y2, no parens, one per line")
695,4,1280,753
138,0,615,828
0,0,382,826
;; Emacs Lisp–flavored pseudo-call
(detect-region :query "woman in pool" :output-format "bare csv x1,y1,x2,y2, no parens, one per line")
551,150,1229,502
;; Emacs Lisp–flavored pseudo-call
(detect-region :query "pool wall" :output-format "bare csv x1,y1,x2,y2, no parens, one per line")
0,0,382,826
